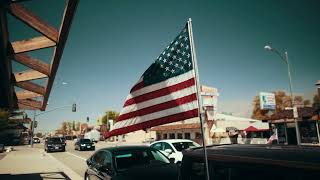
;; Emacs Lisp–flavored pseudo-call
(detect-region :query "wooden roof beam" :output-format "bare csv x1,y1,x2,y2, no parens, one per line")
18,99,42,110
14,69,47,82
14,53,50,76
11,36,56,54
15,81,45,95
0,3,16,110
42,0,79,111
9,3,58,42
16,90,42,99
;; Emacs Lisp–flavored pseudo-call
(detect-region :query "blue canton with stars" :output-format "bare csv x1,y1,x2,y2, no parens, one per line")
142,24,193,86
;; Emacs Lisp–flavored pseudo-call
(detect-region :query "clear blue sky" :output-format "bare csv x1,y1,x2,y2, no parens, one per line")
9,0,320,132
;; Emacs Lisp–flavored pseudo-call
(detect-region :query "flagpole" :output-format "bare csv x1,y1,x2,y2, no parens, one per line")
187,18,210,180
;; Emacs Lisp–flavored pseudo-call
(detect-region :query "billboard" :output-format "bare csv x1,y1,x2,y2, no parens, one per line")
259,92,276,110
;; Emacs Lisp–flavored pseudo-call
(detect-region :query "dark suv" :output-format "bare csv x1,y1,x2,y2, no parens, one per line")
179,144,320,180
74,138,95,151
45,137,66,153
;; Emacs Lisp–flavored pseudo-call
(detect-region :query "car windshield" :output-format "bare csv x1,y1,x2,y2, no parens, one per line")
172,141,200,152
48,138,63,143
80,139,91,143
114,148,170,172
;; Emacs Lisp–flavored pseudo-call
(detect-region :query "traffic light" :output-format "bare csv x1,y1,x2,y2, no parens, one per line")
72,103,77,112
86,117,89,122
34,121,38,128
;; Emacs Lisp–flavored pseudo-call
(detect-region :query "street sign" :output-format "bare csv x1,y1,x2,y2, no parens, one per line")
259,92,276,110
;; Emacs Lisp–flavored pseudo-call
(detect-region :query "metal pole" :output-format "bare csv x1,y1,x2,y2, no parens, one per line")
187,18,210,180
316,121,320,144
31,110,36,148
285,52,301,145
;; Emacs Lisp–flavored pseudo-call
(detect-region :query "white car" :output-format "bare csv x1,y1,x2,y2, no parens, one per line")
150,139,200,164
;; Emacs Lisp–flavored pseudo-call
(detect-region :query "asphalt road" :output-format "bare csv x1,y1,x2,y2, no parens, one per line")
34,140,114,178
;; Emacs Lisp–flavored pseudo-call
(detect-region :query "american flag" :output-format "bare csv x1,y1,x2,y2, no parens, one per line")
105,23,199,138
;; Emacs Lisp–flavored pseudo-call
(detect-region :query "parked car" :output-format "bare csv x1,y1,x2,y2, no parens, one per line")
74,138,95,151
150,139,200,164
33,137,40,143
44,137,66,153
0,144,4,153
179,144,320,180
85,146,179,180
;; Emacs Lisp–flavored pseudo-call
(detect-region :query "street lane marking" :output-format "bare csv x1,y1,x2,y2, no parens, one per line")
65,152,87,161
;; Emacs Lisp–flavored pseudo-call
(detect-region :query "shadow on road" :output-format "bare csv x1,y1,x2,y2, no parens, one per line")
0,171,71,180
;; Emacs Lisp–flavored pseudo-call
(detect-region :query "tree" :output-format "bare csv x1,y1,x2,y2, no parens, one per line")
72,120,76,131
0,109,9,131
313,94,320,108
251,91,311,120
75,122,81,131
36,132,43,138
60,121,68,135
101,110,119,130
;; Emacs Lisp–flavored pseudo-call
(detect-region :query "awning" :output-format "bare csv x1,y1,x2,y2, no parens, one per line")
244,126,269,132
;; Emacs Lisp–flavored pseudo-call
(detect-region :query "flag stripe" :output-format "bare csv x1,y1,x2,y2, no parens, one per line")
125,70,195,101
124,78,195,107
118,93,197,121
114,101,198,130
105,109,198,137
121,85,196,115
130,80,144,93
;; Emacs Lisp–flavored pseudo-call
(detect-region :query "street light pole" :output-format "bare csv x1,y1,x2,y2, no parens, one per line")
30,110,36,148
30,104,77,148
264,45,301,145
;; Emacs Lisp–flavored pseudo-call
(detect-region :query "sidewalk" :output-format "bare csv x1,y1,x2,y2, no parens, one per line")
0,146,82,180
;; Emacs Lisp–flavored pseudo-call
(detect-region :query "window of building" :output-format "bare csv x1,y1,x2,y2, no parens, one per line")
156,133,161,140
169,133,175,139
300,121,319,143
185,133,191,139
163,134,167,139
177,133,183,139
195,132,201,139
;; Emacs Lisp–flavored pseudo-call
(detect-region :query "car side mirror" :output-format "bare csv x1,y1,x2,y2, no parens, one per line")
99,164,113,175
165,149,173,154
169,157,175,164
86,159,92,166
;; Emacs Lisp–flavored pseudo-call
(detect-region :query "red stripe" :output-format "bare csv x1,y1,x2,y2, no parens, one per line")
118,93,197,121
104,109,198,138
124,78,195,107
130,80,144,93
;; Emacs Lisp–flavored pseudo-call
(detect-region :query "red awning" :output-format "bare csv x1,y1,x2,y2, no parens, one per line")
244,126,269,132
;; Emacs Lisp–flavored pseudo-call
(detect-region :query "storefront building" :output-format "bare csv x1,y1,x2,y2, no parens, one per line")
268,107,320,145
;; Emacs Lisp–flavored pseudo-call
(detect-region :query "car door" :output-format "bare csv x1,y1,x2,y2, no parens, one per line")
162,142,175,158
88,151,113,180
150,142,162,151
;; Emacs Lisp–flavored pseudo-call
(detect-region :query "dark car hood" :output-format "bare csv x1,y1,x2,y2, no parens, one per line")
113,163,178,180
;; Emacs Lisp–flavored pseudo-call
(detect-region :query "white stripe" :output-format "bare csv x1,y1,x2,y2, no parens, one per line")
126,70,195,100
65,152,87,161
120,85,197,116
113,101,198,130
